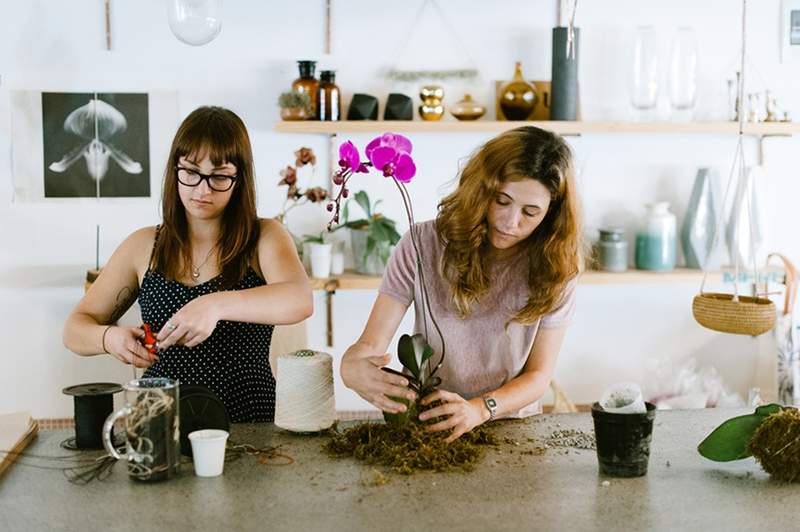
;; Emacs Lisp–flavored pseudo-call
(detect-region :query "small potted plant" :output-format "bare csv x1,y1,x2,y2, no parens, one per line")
303,231,332,279
338,190,401,275
278,91,312,121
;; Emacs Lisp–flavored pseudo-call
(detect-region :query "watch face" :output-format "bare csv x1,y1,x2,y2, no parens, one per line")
486,397,497,409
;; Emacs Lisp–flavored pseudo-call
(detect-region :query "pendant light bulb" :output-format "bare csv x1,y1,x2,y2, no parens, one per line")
167,0,223,46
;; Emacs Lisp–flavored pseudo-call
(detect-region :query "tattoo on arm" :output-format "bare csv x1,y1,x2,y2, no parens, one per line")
109,286,139,324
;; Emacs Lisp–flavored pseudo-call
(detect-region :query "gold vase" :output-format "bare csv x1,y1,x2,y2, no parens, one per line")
499,62,537,120
419,85,445,121
450,94,486,121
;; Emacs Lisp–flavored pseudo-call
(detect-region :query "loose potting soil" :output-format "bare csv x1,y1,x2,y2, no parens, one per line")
324,420,498,474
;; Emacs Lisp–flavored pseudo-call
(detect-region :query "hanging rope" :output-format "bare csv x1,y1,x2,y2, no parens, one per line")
386,0,481,82
699,0,751,301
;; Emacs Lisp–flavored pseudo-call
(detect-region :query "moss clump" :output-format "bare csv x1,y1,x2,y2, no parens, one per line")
325,419,498,475
749,407,800,482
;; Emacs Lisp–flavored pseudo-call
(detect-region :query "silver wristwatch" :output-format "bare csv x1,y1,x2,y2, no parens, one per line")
483,396,498,420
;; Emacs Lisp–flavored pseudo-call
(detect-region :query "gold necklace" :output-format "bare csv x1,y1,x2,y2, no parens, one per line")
191,246,217,279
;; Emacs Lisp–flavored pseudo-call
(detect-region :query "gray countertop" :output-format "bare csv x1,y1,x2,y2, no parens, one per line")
1,408,798,532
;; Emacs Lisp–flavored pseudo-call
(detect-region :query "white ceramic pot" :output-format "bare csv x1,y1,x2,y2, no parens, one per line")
308,243,332,278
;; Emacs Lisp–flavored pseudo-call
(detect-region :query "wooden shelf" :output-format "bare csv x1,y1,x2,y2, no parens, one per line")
275,120,800,136
310,268,782,291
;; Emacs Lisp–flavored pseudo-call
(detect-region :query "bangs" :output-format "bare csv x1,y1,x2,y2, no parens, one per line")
174,111,243,169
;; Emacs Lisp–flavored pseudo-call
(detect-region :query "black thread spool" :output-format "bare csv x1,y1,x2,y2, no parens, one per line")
179,384,230,457
62,383,122,450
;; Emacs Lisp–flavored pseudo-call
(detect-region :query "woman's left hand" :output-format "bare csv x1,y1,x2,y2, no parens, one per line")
419,389,489,443
156,293,222,350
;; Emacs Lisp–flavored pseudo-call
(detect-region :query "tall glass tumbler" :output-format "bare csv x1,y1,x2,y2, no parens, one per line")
630,26,659,121
669,27,698,121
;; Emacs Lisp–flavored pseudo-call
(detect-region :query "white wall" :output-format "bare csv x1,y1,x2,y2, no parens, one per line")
1,0,798,417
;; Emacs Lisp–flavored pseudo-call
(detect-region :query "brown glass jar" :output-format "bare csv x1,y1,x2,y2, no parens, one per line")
291,60,319,119
317,70,340,121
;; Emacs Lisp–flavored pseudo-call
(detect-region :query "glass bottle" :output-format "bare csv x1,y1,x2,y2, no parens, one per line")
630,26,659,120
635,202,677,271
317,70,340,121
291,60,319,119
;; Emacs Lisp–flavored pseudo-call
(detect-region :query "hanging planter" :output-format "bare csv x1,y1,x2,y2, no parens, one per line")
692,0,775,337
692,293,775,336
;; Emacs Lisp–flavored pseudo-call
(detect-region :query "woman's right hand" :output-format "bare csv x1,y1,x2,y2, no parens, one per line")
340,347,416,414
104,326,159,368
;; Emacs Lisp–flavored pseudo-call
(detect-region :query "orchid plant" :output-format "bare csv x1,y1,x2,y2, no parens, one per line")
327,133,446,424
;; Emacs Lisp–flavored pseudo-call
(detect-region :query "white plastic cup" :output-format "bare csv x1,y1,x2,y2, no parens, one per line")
188,429,229,477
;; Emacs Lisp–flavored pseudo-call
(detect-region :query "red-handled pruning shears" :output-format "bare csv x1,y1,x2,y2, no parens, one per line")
141,324,158,354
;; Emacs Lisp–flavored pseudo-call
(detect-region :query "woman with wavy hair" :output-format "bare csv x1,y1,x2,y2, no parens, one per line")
63,106,312,422
341,126,582,441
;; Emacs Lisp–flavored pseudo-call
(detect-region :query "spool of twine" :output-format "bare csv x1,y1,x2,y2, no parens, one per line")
274,350,335,432
62,382,122,449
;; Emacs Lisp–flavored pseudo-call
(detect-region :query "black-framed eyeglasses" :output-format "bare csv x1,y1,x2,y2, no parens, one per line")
176,166,237,192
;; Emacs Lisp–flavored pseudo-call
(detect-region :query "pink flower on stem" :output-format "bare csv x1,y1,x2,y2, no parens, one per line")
364,133,416,183
326,133,417,227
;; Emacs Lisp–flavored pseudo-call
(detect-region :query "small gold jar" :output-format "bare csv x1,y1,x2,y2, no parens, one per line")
450,94,486,121
419,85,445,121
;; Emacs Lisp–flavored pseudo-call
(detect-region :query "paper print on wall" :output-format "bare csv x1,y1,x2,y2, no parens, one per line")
42,92,150,198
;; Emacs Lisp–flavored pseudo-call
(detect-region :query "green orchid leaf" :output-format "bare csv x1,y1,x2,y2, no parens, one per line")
365,237,376,259
343,219,369,230
398,334,421,379
369,219,391,243
697,403,783,461
385,223,401,245
398,333,435,381
373,199,383,213
378,243,391,267
354,190,371,218
342,200,350,223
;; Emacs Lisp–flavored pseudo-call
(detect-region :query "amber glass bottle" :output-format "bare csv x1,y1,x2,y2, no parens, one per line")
317,70,340,121
291,60,319,119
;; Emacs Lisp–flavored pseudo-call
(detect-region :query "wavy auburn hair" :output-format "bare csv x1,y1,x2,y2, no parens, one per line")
151,106,259,288
436,126,582,324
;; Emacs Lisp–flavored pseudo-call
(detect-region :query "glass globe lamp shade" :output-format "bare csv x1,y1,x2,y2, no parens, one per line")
167,0,223,46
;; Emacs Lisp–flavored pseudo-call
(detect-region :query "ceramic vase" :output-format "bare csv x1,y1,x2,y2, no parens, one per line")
681,168,719,269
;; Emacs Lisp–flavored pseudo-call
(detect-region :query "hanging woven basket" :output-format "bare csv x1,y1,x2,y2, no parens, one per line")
692,292,775,336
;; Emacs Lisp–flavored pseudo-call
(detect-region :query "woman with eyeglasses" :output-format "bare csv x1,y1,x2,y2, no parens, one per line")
63,106,313,422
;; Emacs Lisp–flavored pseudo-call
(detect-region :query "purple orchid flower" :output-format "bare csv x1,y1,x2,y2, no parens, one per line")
364,133,416,183
338,141,368,174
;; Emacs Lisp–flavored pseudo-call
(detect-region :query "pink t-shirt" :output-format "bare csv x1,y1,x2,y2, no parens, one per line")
379,220,577,418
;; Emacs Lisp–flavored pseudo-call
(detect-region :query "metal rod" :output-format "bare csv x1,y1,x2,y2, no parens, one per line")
104,0,112,50
325,283,336,347
325,0,332,54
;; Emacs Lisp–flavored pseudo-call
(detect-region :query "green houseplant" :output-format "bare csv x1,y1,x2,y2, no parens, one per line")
339,190,401,275
278,91,312,121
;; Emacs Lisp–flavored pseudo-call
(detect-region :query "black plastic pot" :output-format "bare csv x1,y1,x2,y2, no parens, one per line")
591,401,656,477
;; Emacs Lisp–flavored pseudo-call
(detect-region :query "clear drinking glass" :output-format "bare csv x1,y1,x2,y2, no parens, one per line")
102,378,181,482
669,27,698,120
630,26,659,120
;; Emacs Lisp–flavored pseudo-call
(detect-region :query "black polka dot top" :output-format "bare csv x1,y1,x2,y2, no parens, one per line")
141,230,276,423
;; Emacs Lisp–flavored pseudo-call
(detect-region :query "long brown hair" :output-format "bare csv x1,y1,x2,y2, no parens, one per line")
151,106,259,287
436,126,582,324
